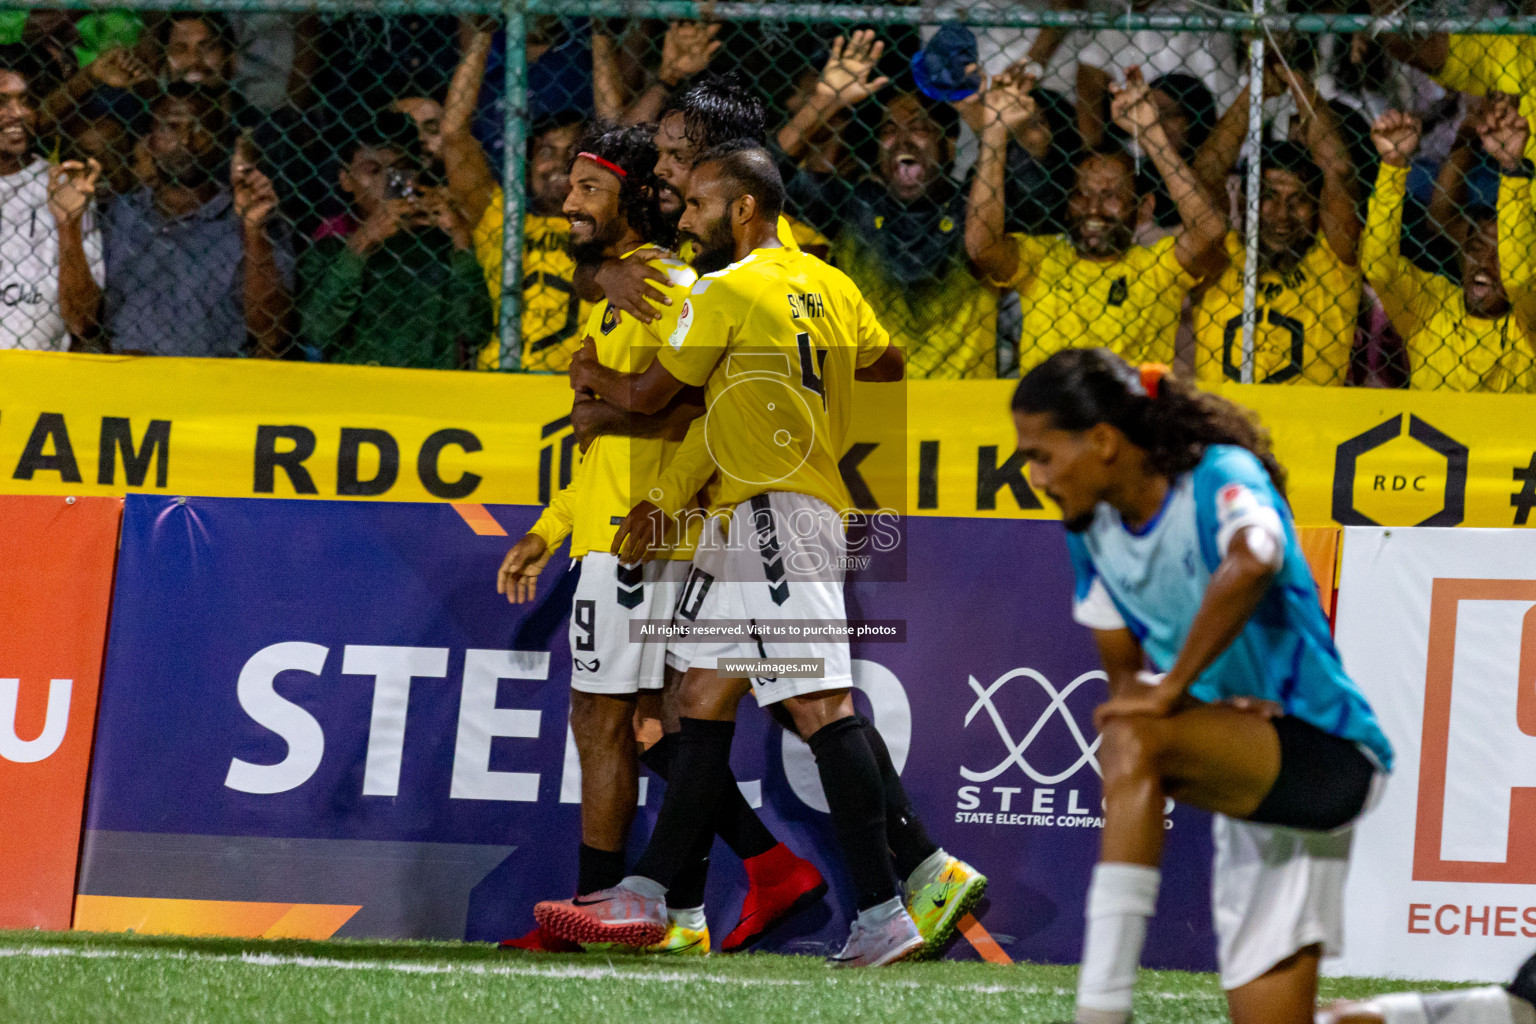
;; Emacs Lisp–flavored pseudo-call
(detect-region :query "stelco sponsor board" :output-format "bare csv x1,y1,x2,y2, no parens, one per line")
78,496,1218,967
1333,527,1536,982
2,351,1533,527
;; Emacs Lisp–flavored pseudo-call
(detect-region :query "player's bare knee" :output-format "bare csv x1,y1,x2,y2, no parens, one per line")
1098,716,1163,790
570,691,634,752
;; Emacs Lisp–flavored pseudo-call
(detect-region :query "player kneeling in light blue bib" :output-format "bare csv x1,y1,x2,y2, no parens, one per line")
1013,348,1398,1024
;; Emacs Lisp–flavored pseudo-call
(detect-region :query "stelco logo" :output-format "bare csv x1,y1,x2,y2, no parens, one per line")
953,667,1128,829
1332,414,1468,527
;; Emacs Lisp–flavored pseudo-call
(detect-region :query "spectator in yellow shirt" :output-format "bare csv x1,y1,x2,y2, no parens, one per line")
1186,62,1364,385
967,67,1227,373
1362,106,1536,393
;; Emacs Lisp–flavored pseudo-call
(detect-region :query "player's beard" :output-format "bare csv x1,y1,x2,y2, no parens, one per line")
680,215,735,274
566,212,624,265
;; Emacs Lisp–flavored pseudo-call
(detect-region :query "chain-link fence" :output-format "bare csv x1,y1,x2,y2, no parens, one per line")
1,3,1533,390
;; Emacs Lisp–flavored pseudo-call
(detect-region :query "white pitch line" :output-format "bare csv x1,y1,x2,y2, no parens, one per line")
0,944,1223,1002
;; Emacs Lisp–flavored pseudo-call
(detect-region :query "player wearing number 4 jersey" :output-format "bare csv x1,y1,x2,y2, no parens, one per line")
536,142,985,967
1013,349,1393,1024
497,123,825,957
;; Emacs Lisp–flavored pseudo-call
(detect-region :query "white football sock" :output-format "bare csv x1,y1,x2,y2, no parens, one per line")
1075,862,1161,1024
906,848,949,891
668,905,706,930
856,895,909,929
1369,987,1534,1024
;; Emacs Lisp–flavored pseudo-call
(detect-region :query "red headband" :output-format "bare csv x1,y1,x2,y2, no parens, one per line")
577,151,627,179
1139,362,1170,399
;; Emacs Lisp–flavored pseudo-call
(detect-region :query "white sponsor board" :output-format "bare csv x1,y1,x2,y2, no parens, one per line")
1330,527,1536,982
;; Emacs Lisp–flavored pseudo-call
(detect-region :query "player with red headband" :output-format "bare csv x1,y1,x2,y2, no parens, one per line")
1012,348,1393,1024
497,122,824,956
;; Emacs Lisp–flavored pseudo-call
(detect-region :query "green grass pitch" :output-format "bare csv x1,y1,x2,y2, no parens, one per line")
0,931,1478,1023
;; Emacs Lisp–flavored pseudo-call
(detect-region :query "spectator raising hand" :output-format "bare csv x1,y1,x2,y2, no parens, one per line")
778,31,889,161
1362,107,1536,393
621,21,725,125
1478,98,1530,174
46,157,101,226
1371,109,1421,168
658,21,722,88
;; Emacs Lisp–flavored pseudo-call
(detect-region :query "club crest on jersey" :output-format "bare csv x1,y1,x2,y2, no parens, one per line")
1216,482,1259,525
667,298,695,351
600,305,620,334
1107,277,1128,306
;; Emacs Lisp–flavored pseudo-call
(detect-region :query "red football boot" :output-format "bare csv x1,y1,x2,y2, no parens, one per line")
721,843,828,953
498,924,582,953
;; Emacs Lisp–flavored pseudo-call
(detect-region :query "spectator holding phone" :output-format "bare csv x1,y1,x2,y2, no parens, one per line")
297,109,490,369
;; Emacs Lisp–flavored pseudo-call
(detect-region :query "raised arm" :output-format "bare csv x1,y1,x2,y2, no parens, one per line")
1191,60,1284,192
1112,70,1227,277
777,32,888,162
1286,70,1362,265
442,20,497,228
1483,102,1536,329
965,71,1038,284
623,21,722,125
1362,111,1435,340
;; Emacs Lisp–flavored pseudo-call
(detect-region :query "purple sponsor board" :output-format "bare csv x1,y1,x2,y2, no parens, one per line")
82,496,1214,968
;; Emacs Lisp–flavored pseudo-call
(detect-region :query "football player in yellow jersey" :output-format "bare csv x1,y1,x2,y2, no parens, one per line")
576,73,815,324
537,143,986,968
1363,108,1536,393
967,67,1227,372
1186,63,1363,385
497,126,824,956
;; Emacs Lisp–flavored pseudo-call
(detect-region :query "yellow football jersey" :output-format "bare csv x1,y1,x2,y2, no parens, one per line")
833,231,998,380
1192,232,1362,385
1362,164,1536,393
528,250,698,558
998,233,1196,372
1437,36,1536,163
472,191,596,372
648,245,891,520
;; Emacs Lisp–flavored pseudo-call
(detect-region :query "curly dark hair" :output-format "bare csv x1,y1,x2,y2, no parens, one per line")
571,120,673,249
1011,348,1288,496
659,72,766,153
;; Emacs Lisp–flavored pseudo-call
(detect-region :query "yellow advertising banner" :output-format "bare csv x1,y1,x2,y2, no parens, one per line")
1,351,1533,528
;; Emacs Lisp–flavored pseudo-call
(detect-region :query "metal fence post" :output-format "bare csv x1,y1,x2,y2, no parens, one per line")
498,0,528,371
1239,0,1265,385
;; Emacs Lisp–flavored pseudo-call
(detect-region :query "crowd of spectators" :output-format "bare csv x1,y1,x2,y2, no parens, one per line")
0,5,1532,391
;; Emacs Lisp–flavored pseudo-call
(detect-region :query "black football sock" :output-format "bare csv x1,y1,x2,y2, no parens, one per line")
642,731,777,861
806,716,900,911
664,844,711,911
576,843,627,897
631,717,735,891
858,714,940,878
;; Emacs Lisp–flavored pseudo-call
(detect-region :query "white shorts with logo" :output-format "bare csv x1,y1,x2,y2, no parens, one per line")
1211,814,1352,990
672,492,852,706
569,552,687,695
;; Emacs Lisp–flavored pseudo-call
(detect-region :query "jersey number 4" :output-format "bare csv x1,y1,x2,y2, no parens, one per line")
796,331,828,410
1222,310,1305,384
